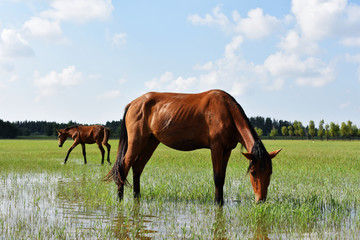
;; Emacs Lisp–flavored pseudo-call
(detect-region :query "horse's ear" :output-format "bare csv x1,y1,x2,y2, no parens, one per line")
269,148,282,159
242,152,253,161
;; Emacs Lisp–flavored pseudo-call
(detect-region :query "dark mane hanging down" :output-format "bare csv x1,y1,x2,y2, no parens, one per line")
223,92,269,174
247,139,272,174
224,92,259,141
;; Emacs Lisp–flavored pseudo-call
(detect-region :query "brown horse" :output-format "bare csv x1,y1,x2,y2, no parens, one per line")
105,90,281,204
57,125,111,165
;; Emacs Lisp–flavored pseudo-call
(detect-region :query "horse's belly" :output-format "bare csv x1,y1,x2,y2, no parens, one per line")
162,139,208,151
153,129,209,151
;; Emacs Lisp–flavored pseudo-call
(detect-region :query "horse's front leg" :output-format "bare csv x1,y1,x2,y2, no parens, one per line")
64,141,79,164
81,143,87,164
211,147,231,206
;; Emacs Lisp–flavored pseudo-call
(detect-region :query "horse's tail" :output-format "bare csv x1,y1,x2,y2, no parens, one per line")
103,127,110,144
103,106,129,186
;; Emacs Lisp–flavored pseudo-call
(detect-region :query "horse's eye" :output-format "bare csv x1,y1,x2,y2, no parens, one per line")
251,171,256,177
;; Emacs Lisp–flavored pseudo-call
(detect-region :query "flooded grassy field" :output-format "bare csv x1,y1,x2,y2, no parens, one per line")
1,139,360,239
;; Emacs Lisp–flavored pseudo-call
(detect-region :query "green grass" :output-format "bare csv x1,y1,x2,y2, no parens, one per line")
0,139,359,239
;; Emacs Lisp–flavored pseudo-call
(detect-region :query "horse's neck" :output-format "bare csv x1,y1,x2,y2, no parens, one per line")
66,128,78,138
238,128,257,153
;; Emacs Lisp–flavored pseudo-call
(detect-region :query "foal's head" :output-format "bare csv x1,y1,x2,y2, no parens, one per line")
243,140,281,203
57,129,67,147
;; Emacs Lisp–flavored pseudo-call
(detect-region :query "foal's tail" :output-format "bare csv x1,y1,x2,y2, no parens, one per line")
103,127,110,144
103,106,129,186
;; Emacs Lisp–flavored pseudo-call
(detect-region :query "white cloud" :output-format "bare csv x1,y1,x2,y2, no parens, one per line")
107,32,127,46
158,1,360,95
278,30,319,55
264,52,306,77
292,0,346,41
340,37,360,47
0,73,17,90
97,90,121,99
145,71,174,90
0,28,33,58
34,65,83,99
9,75,18,82
145,72,197,92
292,0,360,41
168,76,197,92
23,17,64,42
232,8,281,39
345,53,360,63
229,81,247,96
0,28,33,73
41,0,114,23
262,52,335,87
194,61,213,71
21,0,114,42
145,35,259,96
189,5,281,39
188,5,231,33
225,35,243,58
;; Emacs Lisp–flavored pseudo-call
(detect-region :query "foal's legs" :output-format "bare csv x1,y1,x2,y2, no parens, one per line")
64,141,79,164
97,142,105,165
81,143,87,164
210,146,231,205
103,141,111,165
132,136,159,198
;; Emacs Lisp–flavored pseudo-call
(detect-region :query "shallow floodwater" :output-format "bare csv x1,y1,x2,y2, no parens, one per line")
1,172,359,239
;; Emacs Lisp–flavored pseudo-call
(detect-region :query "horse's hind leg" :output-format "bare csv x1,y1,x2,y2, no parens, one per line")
81,143,87,164
132,136,159,198
118,132,151,200
211,146,231,205
97,143,105,165
103,141,111,165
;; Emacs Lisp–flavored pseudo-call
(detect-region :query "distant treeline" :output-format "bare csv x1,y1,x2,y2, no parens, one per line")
0,117,359,140
0,119,122,139
249,116,360,140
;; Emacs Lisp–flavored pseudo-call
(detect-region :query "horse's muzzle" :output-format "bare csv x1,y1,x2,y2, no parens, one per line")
58,143,63,147
255,194,266,204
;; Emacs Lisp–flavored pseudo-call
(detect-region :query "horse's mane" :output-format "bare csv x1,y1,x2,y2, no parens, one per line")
224,92,259,140
247,140,272,174
223,92,271,174
64,125,79,131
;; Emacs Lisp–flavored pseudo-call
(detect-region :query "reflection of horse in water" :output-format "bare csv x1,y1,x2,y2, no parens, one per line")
57,125,111,165
105,90,281,204
112,200,155,239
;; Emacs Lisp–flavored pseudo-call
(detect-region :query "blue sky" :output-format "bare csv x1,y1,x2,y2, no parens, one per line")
0,0,359,127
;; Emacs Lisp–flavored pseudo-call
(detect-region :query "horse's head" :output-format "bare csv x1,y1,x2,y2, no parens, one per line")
57,129,67,147
243,142,281,203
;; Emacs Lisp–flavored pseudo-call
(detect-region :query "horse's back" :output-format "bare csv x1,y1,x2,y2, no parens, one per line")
126,90,237,151
78,125,105,144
